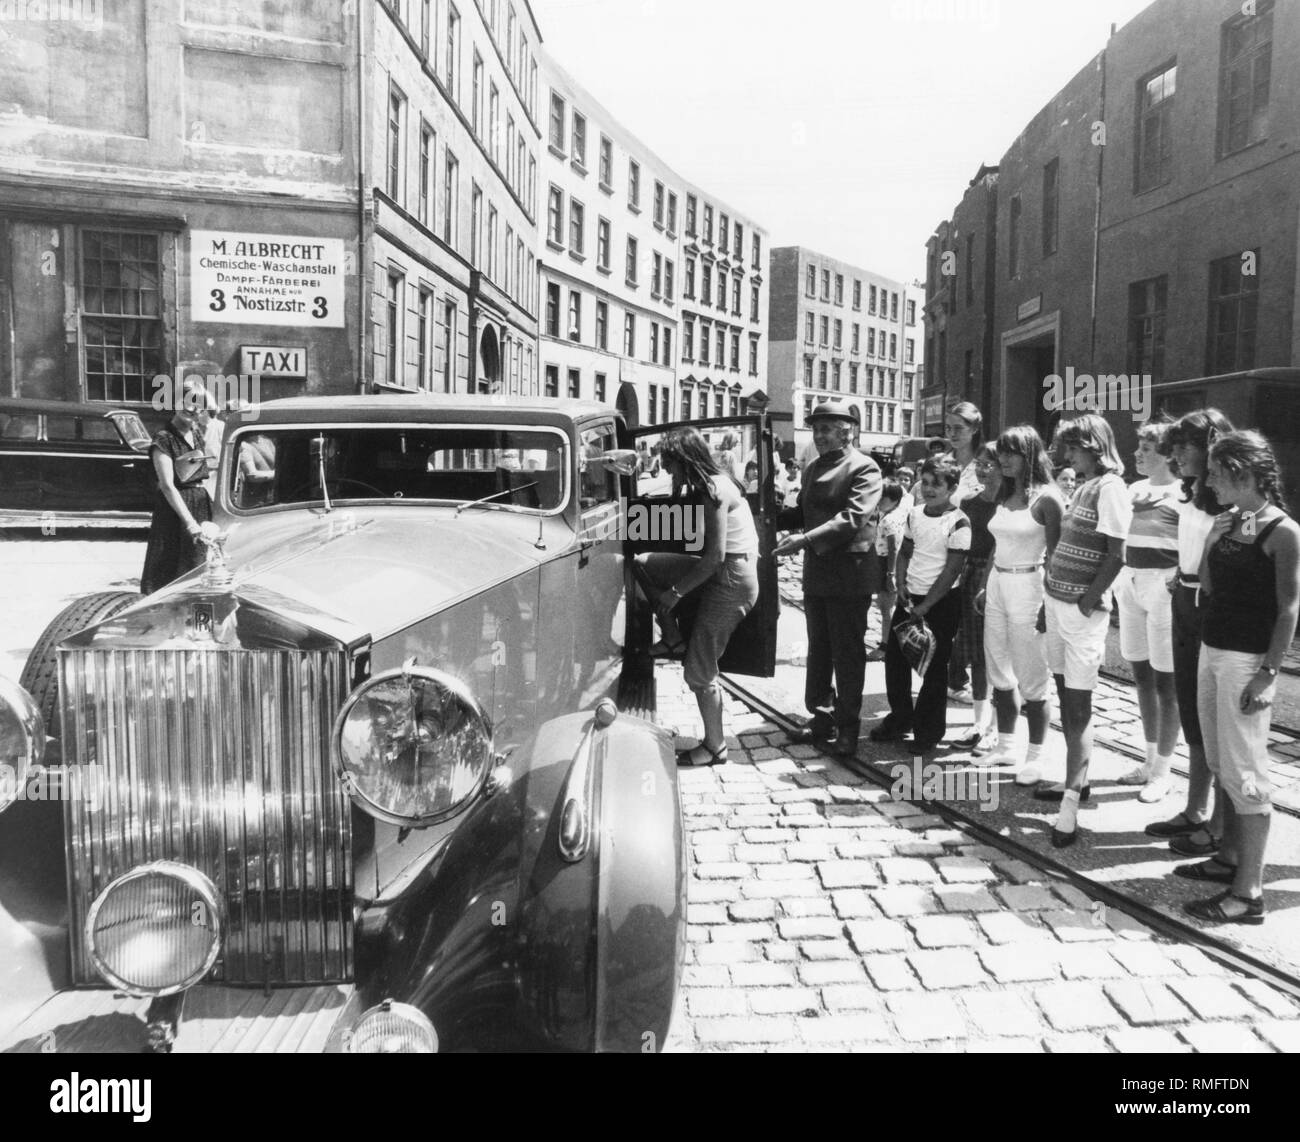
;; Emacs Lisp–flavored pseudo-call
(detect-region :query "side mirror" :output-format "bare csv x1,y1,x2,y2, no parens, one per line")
593,449,639,477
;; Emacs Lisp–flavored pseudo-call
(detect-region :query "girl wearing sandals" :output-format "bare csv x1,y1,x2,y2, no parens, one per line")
1036,414,1132,847
1114,421,1183,804
1175,431,1300,925
977,425,1063,776
1146,409,1234,858
643,427,760,768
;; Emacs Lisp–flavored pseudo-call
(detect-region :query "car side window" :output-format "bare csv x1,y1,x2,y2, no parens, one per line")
81,417,120,443
0,414,40,440
45,415,79,442
579,424,618,509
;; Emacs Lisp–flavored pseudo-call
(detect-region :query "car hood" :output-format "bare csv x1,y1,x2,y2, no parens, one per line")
214,509,560,640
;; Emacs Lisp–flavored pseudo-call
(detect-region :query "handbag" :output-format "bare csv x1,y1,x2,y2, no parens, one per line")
171,448,208,485
893,611,937,678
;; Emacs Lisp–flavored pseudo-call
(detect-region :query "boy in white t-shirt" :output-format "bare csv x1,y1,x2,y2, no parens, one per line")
871,458,971,752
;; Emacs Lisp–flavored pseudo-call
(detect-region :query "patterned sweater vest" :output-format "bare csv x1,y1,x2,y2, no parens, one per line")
1045,474,1122,602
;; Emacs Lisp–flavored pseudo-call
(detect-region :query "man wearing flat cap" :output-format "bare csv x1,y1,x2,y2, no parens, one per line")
775,400,882,756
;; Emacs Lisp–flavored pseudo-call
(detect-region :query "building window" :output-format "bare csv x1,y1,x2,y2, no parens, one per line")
1135,62,1176,193
652,253,663,297
1218,1,1272,158
852,280,861,310
749,335,759,376
442,300,456,392
544,364,559,397
907,299,916,325
681,387,692,419
595,300,608,349
625,236,638,285
505,115,515,187
889,334,897,360
686,194,697,236
547,185,563,246
443,151,458,245
1042,158,1059,257
624,313,636,357
733,222,743,261
868,328,875,356
416,289,432,390
730,331,740,371
567,368,580,398
831,362,841,391
470,182,482,263
487,205,498,279
647,384,658,424
700,322,711,365
568,290,581,341
851,324,860,353
833,319,842,350
869,284,877,314
663,328,672,366
627,160,640,210
385,271,404,387
597,218,611,271
716,273,726,311
834,274,844,306
572,111,587,167
549,91,565,151
667,192,678,234
731,276,741,315
820,316,829,347
804,313,814,344
472,51,483,136
1207,252,1259,373
421,0,432,54
752,233,761,269
803,358,813,387
905,338,915,364
489,84,500,162
750,285,759,323
716,327,725,368
849,364,859,394
818,361,828,389
685,257,696,298
718,213,729,253
1009,194,1022,278
419,122,434,226
595,372,606,402
545,282,560,338
599,135,612,187
821,269,830,300
1127,275,1168,377
683,317,694,361
387,87,405,202
569,199,585,255
650,322,659,363
80,230,164,403
666,260,675,301
729,391,739,417
701,262,712,306
446,3,460,100
715,389,724,418
653,181,665,227
891,293,898,321
703,204,713,244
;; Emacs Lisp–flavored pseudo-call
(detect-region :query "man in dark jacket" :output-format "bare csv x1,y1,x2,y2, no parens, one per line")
775,400,882,756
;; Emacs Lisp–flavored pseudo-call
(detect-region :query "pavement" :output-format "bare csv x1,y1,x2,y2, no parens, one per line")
655,556,1300,1052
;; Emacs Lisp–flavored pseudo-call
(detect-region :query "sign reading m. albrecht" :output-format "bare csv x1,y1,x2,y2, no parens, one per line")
191,231,345,328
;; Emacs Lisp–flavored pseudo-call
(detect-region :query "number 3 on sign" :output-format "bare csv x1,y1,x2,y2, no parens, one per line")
210,289,226,312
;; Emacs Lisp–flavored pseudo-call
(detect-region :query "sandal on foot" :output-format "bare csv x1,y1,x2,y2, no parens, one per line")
676,743,727,768
650,634,688,658
1145,811,1203,839
1172,858,1237,884
1183,891,1265,925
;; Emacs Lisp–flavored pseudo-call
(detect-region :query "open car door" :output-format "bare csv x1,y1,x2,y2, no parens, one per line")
622,415,779,679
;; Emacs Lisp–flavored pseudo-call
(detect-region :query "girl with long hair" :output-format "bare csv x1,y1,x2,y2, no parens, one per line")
1145,408,1235,856
976,425,1063,774
1035,414,1131,847
640,426,760,768
1115,420,1182,803
945,401,985,703
1178,431,1300,924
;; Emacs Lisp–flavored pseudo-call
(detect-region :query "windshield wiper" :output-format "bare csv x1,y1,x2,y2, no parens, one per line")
454,482,538,517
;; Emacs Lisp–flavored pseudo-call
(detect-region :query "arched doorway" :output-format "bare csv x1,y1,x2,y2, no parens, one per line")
616,382,640,428
478,325,501,392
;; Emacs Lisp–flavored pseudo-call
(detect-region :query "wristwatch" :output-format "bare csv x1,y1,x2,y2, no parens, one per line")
1260,666,1279,678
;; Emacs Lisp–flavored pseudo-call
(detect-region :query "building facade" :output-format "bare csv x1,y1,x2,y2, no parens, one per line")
924,0,1300,454
676,185,770,431
0,0,362,413
369,0,541,397
769,247,921,456
536,55,679,426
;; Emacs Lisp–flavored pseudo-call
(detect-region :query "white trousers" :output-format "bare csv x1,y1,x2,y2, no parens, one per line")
983,568,1051,702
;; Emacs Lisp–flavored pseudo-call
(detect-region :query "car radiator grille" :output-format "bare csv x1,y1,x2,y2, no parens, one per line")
59,647,354,987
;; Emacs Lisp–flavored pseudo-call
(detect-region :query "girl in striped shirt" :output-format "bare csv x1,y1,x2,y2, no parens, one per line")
1116,421,1183,803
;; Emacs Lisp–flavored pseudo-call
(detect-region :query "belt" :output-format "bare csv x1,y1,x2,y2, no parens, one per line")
1178,573,1200,587
994,563,1042,575
725,551,754,562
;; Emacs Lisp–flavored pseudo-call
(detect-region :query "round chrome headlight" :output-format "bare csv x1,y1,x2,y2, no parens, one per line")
348,1000,438,1054
332,667,493,827
0,675,43,817
85,862,222,996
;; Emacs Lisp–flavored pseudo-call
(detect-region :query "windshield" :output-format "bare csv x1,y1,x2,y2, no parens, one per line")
227,425,568,512
108,412,151,450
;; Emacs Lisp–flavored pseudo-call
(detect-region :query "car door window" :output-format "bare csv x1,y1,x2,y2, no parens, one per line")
45,415,79,442
81,417,120,443
579,423,618,509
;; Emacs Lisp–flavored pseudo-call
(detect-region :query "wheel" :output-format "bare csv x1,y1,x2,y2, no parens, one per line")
19,590,141,738
287,478,386,500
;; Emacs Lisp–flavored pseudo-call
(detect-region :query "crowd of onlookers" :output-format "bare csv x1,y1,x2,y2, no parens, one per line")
771,398,1298,927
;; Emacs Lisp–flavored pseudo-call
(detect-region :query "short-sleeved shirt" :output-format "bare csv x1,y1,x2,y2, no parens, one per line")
1125,479,1181,570
875,504,907,556
1045,472,1132,602
905,505,971,596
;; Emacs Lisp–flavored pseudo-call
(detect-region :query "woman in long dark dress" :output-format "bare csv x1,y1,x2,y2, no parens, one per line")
140,406,213,594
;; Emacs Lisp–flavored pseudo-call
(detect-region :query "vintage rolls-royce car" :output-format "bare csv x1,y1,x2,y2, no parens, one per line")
0,396,778,1053
0,397,154,527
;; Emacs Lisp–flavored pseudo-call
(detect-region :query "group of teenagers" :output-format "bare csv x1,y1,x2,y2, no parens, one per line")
644,398,1299,928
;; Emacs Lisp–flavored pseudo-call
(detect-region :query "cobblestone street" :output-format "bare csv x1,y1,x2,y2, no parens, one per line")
658,667,1300,1053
